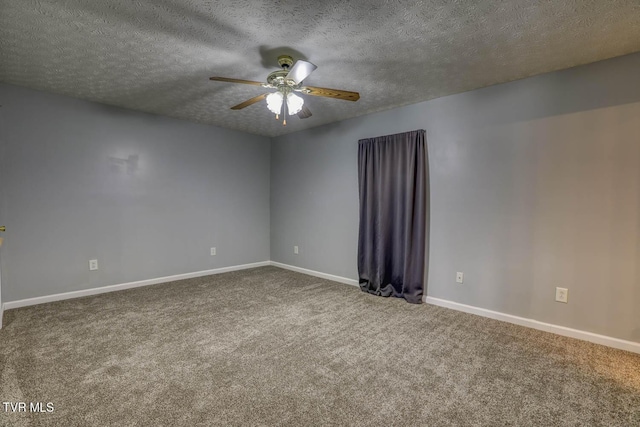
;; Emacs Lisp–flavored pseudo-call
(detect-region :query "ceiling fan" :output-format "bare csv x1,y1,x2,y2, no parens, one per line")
209,55,360,126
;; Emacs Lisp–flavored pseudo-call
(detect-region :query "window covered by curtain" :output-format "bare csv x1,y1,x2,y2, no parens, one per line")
357,129,428,304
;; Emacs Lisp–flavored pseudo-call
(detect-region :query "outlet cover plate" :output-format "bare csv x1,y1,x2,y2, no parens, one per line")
89,259,98,271
456,272,464,283
210,247,216,256
555,287,568,303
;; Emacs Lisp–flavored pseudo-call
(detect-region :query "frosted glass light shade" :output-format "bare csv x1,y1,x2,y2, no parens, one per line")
286,93,304,115
266,92,283,114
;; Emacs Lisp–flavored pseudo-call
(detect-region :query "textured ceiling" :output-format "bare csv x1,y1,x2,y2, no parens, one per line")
1,1,639,137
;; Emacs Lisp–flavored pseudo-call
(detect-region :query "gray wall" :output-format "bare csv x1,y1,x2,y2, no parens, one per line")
0,100,6,316
0,83,270,302
271,52,640,343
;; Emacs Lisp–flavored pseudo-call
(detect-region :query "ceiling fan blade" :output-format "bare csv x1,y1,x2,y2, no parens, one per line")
297,105,312,119
303,86,360,101
209,76,263,86
230,93,268,110
286,60,317,84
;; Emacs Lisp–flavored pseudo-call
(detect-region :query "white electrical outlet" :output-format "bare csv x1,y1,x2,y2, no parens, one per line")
555,287,568,303
210,247,216,256
294,245,299,254
89,259,98,271
456,272,464,283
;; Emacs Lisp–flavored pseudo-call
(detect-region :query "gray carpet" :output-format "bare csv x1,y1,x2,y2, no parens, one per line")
1,266,638,426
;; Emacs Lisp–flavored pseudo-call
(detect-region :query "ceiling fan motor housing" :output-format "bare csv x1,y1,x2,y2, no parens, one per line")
267,70,297,90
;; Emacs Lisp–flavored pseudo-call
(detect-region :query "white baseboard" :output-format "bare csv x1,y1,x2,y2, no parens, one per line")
269,261,360,287
2,261,270,311
425,296,640,355
5,262,636,355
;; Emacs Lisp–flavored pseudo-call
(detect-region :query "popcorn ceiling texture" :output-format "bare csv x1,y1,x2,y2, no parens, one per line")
1,0,639,136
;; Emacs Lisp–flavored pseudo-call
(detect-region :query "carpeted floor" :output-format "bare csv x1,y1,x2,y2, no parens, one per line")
0,266,638,426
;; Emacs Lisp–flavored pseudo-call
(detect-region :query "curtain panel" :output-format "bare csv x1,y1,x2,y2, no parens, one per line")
357,129,428,304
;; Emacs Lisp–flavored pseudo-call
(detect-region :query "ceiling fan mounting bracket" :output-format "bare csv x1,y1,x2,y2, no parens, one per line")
277,55,294,70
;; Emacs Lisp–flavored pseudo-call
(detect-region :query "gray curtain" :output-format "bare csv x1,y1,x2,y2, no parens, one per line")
357,129,428,304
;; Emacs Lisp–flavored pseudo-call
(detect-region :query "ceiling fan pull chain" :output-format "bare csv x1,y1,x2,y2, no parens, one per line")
283,100,287,126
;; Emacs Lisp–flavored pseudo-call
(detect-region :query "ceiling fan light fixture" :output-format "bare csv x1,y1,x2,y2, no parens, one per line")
266,91,284,114
286,93,304,115
210,55,359,125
